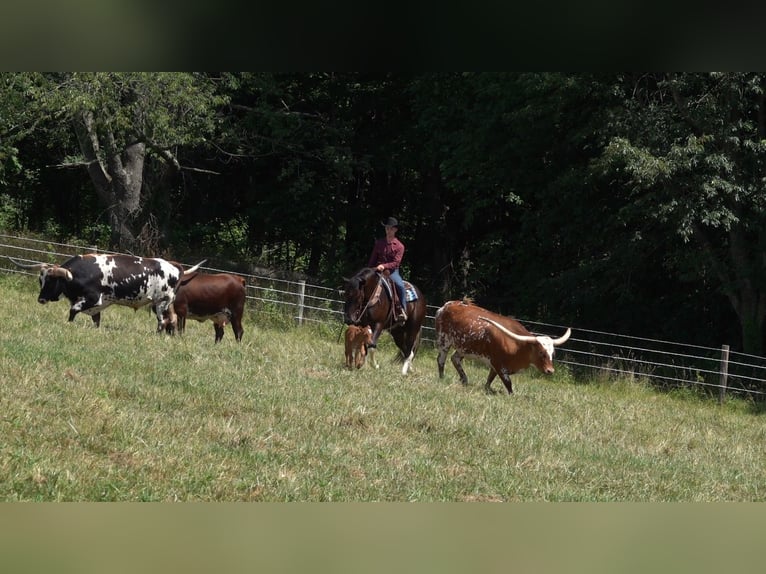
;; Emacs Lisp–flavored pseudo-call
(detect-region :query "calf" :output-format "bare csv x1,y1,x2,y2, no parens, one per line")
345,325,373,369
171,272,246,343
435,299,571,394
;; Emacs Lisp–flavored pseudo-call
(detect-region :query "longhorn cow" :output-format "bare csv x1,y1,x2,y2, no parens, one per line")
435,299,571,394
166,271,246,343
10,254,205,332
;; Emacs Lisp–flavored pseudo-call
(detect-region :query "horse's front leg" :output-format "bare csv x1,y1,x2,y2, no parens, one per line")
366,323,385,369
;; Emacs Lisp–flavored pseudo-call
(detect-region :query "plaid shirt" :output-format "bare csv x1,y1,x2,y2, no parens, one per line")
367,237,405,271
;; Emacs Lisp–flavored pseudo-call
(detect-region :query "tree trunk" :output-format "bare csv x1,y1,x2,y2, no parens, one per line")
418,164,451,299
729,228,766,354
74,111,146,251
737,296,764,355
344,173,369,269
695,222,766,354
306,228,323,277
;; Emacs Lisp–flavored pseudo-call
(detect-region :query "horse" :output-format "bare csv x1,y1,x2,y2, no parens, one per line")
342,267,426,375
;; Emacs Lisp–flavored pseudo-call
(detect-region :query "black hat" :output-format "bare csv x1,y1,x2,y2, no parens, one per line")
382,217,399,227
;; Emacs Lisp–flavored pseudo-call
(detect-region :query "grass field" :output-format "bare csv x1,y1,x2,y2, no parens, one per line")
1,273,764,501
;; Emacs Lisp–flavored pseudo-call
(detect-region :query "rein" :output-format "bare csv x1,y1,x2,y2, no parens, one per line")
339,277,377,341
372,272,396,326
355,283,376,322
357,273,394,325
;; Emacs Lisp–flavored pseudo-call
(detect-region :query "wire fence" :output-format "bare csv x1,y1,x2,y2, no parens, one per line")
2,232,764,402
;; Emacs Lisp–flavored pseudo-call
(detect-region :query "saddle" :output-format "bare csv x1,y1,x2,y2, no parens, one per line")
368,274,394,308
369,272,416,309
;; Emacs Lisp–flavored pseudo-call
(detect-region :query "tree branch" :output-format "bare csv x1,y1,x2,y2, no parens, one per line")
73,110,112,206
149,144,181,172
667,73,704,137
180,166,221,175
145,139,221,175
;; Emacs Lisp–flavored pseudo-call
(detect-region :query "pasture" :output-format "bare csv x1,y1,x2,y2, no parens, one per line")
1,273,764,501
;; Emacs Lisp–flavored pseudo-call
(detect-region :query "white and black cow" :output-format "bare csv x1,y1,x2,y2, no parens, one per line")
11,254,205,332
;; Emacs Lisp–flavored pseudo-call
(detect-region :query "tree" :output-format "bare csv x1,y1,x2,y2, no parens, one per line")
406,73,609,310
35,73,225,250
0,74,28,185
596,73,766,353
214,73,368,276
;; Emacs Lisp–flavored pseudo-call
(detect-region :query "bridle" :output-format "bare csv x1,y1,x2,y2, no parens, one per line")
349,272,384,324
352,285,375,324
358,272,398,325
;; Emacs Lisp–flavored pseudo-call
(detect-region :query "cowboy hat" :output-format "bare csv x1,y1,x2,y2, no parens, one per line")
381,217,399,227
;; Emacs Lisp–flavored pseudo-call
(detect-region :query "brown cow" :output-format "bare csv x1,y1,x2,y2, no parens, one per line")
170,272,246,343
345,324,373,369
435,298,571,394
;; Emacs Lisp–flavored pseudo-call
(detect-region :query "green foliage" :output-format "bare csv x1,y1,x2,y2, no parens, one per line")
0,146,21,186
39,73,225,153
2,72,229,250
594,73,766,352
0,194,27,231
41,218,62,239
201,215,253,262
57,222,112,250
0,74,40,183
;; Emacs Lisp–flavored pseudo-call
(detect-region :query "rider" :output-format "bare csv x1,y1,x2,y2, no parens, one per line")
367,216,408,325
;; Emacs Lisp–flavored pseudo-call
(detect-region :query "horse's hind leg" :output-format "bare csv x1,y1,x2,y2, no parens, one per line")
391,326,418,375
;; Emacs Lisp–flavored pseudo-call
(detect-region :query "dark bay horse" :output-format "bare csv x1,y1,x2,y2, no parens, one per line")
342,267,426,375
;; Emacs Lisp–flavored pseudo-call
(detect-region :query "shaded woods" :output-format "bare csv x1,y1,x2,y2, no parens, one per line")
1,73,764,353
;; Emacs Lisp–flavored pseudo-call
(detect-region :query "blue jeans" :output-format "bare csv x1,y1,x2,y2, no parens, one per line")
390,269,407,311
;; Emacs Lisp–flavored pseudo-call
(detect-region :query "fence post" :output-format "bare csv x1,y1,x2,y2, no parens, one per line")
718,344,730,405
296,280,306,326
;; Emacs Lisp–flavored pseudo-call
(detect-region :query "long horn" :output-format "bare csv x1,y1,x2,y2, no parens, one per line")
552,328,572,346
8,257,47,271
48,266,74,281
478,316,537,343
183,259,207,275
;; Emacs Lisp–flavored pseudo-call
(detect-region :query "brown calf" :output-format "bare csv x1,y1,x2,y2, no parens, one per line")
345,324,373,369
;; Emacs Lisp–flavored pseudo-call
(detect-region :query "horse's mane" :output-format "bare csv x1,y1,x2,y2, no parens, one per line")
351,267,377,284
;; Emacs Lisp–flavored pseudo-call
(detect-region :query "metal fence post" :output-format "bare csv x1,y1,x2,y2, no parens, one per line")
296,280,306,325
719,344,730,405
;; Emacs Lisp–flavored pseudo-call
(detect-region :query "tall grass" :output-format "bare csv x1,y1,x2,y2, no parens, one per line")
1,273,764,501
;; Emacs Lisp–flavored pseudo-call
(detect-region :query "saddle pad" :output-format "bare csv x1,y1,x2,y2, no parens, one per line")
377,278,417,303
404,282,418,302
